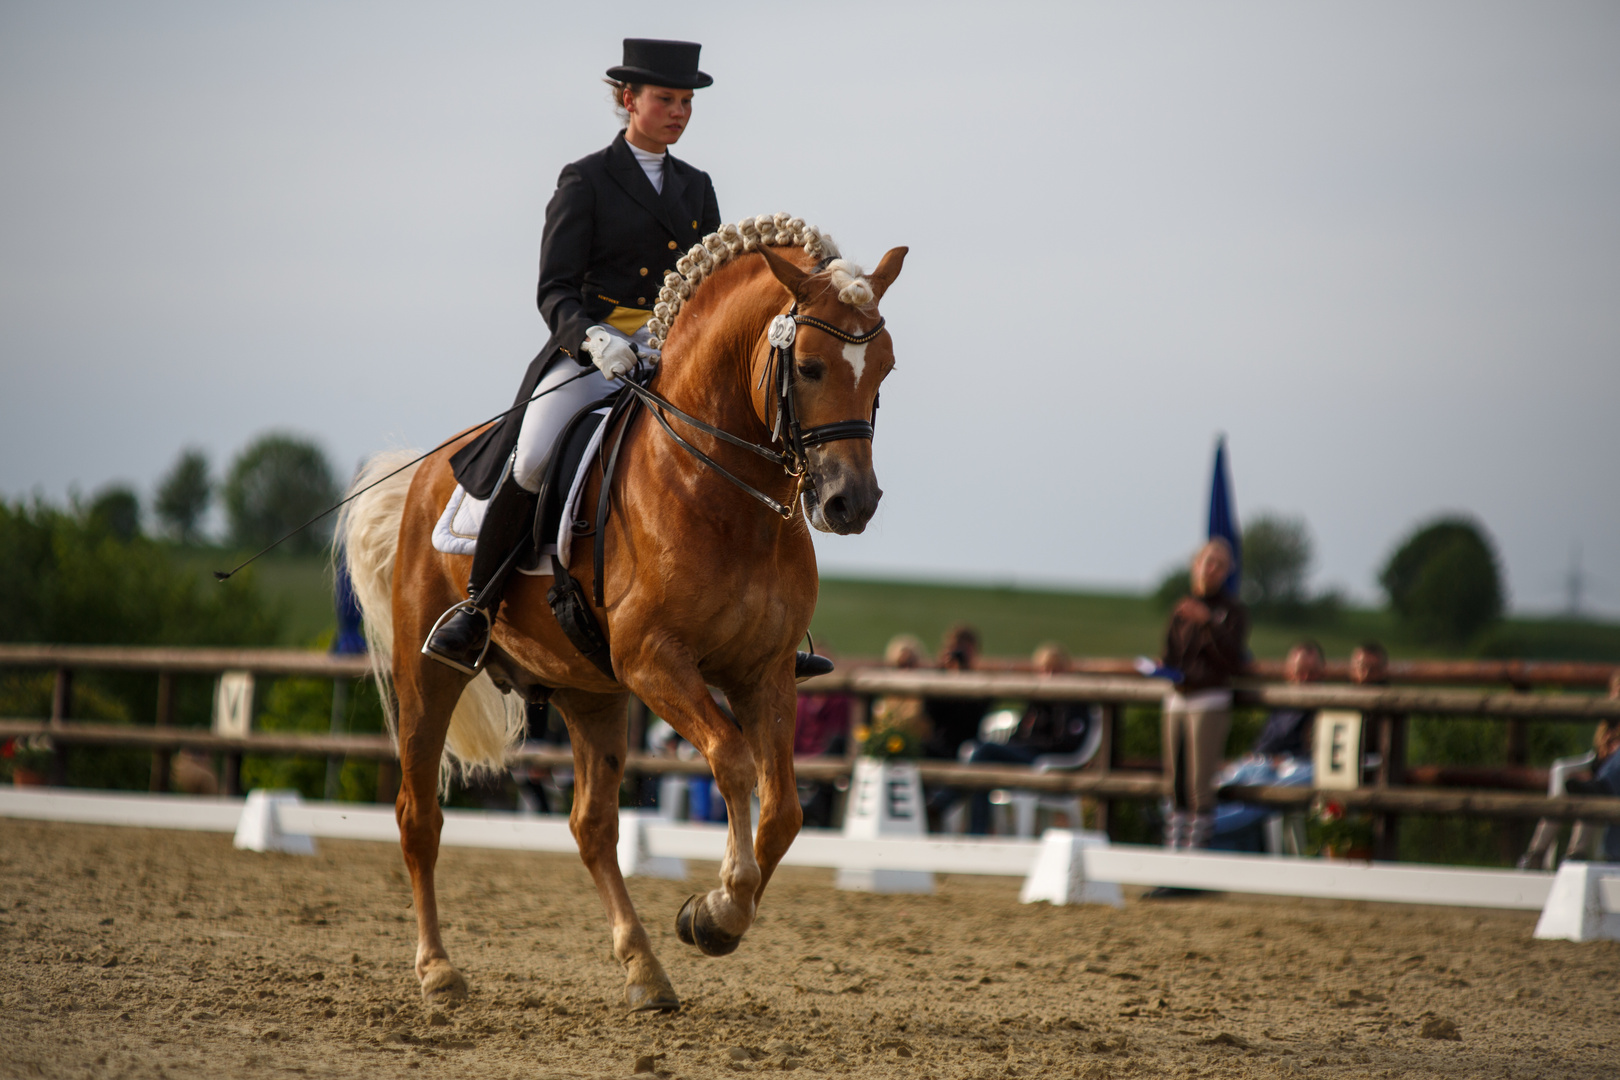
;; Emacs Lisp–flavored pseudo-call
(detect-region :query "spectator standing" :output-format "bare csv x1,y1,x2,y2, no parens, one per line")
922,624,991,760
965,644,1093,834
1159,539,1249,850
920,624,991,831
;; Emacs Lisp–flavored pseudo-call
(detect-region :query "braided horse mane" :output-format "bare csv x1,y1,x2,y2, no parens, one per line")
647,213,874,349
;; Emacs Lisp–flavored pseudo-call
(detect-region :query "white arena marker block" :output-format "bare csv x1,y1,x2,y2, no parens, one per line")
1019,829,1123,907
1533,861,1620,942
836,759,934,894
233,790,316,856
616,810,687,880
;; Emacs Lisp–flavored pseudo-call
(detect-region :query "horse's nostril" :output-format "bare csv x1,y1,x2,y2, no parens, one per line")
825,495,848,523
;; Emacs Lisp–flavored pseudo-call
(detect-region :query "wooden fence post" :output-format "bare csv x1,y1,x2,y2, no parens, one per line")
1090,703,1122,838
149,672,174,792
48,667,73,786
1372,712,1407,860
325,677,349,801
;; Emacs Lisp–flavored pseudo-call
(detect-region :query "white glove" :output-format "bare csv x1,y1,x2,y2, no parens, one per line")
581,326,638,379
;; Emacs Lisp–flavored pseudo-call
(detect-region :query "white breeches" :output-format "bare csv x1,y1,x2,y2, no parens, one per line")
512,324,655,493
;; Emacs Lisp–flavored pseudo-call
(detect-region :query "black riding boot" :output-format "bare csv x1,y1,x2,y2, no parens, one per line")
422,473,539,674
794,651,834,680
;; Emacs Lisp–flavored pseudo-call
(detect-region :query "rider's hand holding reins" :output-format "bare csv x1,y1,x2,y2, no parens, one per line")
582,326,638,380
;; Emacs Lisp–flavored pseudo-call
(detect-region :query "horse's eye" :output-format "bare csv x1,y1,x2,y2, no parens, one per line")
796,359,825,382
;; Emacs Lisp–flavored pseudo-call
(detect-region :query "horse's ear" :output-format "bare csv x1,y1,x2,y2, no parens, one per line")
758,245,810,298
866,246,908,303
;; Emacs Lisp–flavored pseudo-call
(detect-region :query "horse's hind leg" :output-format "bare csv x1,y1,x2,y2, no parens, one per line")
393,650,474,1002
553,688,680,1012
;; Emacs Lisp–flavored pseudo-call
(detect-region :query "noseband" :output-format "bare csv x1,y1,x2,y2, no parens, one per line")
617,305,884,520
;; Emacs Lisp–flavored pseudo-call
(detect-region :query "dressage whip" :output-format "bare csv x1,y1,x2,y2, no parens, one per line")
212,367,597,582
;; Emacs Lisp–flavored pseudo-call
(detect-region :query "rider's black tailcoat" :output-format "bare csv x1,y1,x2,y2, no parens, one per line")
451,131,721,497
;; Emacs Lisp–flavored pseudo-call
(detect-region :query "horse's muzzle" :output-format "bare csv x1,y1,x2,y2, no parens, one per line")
807,458,881,535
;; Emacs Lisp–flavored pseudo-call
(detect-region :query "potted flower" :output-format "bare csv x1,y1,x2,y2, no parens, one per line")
2,735,54,787
1307,797,1374,860
853,718,923,762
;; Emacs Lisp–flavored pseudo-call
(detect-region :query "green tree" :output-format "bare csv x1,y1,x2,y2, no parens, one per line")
1242,513,1312,611
87,485,141,542
0,495,280,789
224,433,339,556
0,497,277,647
155,448,212,544
1380,517,1505,645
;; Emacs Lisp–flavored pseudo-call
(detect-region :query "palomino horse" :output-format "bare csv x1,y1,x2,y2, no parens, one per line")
340,216,905,1011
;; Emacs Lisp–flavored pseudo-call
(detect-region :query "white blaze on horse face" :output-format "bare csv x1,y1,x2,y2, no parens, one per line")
841,341,869,385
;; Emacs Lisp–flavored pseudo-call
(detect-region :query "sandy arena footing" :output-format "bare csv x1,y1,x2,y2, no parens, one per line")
1,818,1614,1079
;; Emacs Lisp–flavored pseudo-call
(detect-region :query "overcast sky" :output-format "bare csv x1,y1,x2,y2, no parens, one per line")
3,2,1617,615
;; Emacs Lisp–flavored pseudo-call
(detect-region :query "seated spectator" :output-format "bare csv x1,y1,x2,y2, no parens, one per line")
885,634,926,670
1209,639,1323,851
795,651,854,828
870,634,930,741
1250,639,1325,762
922,623,991,760
1158,539,1249,852
795,648,852,759
1350,640,1389,686
1545,673,1620,863
966,643,1093,835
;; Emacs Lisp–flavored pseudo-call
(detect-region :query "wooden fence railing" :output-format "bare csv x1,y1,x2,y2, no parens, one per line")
5,646,1620,848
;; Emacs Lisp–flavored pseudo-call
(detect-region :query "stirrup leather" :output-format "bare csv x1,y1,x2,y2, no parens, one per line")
421,600,493,675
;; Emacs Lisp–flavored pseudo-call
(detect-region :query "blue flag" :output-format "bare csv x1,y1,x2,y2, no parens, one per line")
1207,436,1241,597
332,548,367,655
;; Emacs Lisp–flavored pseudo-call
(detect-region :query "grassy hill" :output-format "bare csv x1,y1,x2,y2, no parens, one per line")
186,552,1620,665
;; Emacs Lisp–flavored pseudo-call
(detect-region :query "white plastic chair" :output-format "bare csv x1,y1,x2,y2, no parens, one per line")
1551,751,1598,796
998,707,1107,837
1520,751,1597,869
978,709,1020,745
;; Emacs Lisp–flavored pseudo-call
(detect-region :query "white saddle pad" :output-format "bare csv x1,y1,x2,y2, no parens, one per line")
431,406,611,574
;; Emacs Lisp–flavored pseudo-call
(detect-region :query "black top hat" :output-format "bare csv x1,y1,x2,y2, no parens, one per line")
606,38,712,90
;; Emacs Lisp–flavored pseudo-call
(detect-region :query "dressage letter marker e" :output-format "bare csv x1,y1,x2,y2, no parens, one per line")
836,758,934,894
1313,709,1363,791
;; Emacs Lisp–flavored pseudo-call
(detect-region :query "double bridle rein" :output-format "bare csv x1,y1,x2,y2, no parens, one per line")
614,303,885,520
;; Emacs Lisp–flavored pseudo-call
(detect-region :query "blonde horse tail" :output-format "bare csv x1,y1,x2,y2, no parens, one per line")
335,451,524,797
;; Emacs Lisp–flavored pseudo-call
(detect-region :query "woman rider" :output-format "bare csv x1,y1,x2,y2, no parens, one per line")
427,39,830,682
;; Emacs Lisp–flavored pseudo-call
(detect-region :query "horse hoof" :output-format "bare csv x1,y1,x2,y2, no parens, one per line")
420,964,468,1003
675,894,742,957
625,980,681,1012
675,895,699,946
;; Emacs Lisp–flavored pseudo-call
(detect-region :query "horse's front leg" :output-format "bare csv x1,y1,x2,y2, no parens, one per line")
623,659,763,957
392,647,473,1002
724,674,803,907
552,689,680,1011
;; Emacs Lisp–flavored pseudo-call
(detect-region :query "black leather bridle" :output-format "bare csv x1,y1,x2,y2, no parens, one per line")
614,303,885,520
